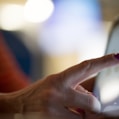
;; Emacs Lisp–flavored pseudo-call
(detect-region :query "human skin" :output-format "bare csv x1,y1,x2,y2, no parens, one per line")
0,54,119,119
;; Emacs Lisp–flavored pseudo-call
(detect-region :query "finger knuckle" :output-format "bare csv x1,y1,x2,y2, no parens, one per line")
81,60,92,71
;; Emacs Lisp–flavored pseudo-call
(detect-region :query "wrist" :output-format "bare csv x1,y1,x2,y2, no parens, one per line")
0,92,23,113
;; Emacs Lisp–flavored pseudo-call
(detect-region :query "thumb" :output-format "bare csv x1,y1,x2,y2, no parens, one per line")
76,85,101,112
65,85,101,113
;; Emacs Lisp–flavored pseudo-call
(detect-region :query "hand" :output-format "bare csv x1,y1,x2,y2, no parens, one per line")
6,53,119,119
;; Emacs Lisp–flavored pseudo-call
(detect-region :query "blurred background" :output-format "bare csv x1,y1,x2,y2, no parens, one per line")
0,0,119,82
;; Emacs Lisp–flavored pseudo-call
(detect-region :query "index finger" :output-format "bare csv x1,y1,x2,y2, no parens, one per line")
61,53,119,87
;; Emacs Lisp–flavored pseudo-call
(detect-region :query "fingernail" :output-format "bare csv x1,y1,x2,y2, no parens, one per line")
114,53,119,60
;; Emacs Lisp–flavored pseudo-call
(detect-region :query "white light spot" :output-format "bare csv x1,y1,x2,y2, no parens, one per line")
24,0,54,23
0,4,24,31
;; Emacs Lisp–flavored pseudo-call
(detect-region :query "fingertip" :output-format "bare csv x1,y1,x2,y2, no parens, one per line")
114,53,119,60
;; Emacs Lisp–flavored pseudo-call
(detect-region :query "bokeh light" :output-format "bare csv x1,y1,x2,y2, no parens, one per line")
0,4,24,31
39,0,106,59
24,0,54,23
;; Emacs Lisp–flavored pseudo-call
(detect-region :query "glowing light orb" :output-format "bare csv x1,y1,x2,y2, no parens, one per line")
24,0,54,23
0,4,24,31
